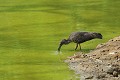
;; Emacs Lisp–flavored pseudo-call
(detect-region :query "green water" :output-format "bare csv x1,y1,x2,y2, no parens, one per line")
0,0,120,80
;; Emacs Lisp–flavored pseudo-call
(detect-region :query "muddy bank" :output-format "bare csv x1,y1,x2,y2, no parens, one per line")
65,36,120,80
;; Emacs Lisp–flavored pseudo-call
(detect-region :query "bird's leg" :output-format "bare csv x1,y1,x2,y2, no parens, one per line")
79,44,81,50
75,43,78,50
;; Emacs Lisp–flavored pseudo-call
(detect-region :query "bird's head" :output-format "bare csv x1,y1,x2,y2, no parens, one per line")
58,39,70,51
93,33,103,39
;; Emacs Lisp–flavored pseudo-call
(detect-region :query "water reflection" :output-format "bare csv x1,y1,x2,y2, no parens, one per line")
53,51,62,55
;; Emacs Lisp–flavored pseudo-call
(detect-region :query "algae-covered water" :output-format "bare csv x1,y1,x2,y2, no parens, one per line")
0,0,120,80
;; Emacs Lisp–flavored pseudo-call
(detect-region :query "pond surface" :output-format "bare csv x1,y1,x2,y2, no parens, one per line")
0,0,120,80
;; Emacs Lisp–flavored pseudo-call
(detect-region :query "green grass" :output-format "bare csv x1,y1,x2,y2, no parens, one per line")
0,0,120,80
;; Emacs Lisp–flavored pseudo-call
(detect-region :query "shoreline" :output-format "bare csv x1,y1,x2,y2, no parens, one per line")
65,36,120,80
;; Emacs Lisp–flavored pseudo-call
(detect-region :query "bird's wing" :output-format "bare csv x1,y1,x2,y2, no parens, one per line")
68,32,87,42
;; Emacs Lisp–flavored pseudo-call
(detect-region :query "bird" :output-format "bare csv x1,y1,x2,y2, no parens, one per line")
58,31,102,51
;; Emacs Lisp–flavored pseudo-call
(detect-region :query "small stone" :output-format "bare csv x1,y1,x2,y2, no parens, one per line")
83,54,87,58
96,73,106,79
107,68,114,74
85,76,93,79
113,71,118,77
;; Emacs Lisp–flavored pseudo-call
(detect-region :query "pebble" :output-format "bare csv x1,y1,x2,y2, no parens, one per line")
113,71,118,77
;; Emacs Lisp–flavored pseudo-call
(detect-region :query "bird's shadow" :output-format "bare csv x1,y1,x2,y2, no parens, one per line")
80,49,94,53
68,48,94,53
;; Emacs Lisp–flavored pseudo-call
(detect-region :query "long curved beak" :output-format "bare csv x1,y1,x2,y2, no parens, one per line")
58,44,62,51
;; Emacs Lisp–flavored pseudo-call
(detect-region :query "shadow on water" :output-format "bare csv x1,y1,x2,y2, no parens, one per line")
81,48,94,53
67,48,94,53
0,1,104,11
0,1,105,16
0,4,70,15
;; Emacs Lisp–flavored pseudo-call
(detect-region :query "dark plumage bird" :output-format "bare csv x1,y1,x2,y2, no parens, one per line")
58,32,102,51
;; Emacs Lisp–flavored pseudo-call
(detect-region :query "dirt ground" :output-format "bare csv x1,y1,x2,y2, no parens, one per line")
65,36,120,80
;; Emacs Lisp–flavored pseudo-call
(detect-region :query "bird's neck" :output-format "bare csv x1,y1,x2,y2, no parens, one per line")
65,39,71,44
